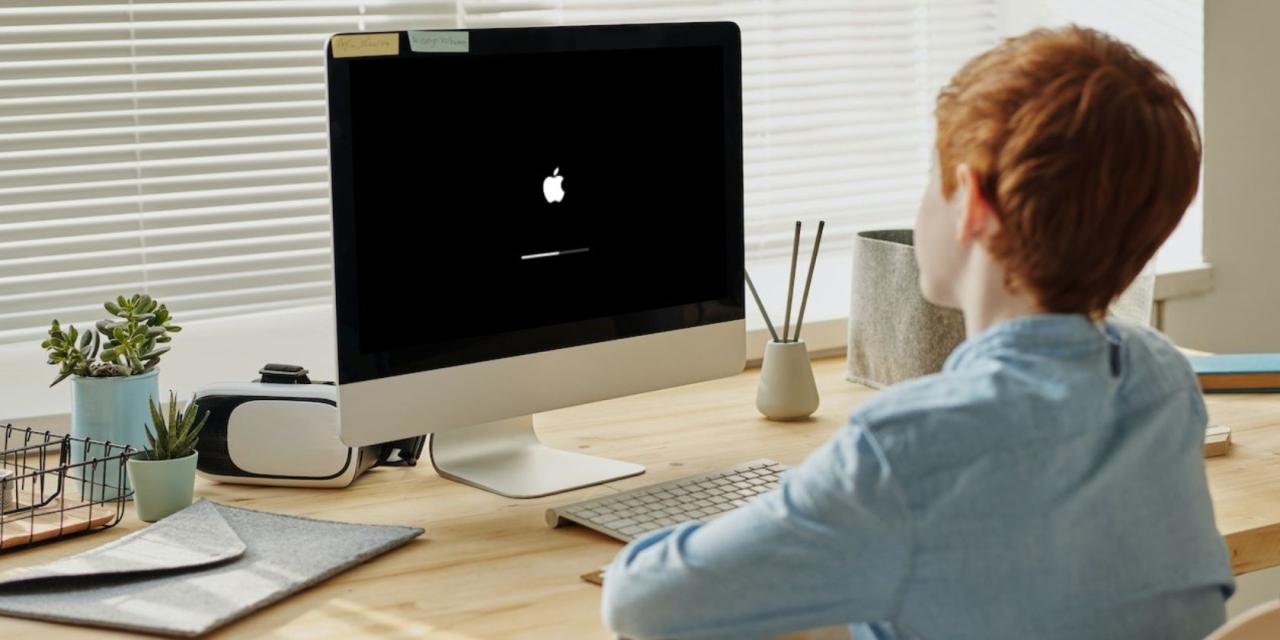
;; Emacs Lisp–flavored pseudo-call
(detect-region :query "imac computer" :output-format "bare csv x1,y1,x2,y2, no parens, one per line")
325,22,745,498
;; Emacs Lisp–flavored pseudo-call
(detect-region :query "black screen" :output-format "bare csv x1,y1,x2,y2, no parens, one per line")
329,26,743,382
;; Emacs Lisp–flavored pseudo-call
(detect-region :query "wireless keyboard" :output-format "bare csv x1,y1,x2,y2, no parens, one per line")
545,459,787,542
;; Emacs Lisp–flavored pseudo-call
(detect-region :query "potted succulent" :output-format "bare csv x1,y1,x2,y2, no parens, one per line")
127,392,207,522
41,294,181,495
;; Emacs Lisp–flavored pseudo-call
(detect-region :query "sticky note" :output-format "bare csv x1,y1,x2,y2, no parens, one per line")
408,30,470,53
331,33,400,59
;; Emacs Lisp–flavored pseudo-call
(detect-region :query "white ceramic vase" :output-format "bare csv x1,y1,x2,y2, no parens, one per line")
756,340,819,421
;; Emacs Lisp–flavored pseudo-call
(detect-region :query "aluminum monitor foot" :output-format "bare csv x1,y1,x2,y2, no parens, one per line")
427,415,645,498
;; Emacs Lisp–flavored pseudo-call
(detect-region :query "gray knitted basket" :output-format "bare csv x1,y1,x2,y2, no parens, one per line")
847,229,966,389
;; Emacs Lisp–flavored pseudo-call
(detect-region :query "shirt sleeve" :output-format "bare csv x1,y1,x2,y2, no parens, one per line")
600,422,913,640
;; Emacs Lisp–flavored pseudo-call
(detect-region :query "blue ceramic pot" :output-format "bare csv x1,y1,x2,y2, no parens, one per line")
70,369,159,500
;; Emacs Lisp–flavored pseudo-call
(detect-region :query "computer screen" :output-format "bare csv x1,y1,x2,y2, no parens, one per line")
328,25,744,383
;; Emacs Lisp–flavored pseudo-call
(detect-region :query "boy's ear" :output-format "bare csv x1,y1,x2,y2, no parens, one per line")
954,163,1000,243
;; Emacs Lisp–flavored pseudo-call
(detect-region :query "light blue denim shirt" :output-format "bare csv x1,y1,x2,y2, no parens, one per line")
602,314,1235,640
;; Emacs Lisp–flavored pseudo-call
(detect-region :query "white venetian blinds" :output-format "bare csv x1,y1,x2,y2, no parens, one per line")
0,1,998,345
0,1,458,345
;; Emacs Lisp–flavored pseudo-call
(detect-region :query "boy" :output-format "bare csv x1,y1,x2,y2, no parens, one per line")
601,26,1234,640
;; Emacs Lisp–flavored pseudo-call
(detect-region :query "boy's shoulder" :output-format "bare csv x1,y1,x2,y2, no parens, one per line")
1107,317,1180,354
848,363,1021,469
848,319,1200,465
1106,319,1203,406
852,366,1008,436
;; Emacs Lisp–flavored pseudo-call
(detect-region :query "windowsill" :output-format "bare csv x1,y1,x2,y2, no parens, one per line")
0,262,1216,428
1153,262,1214,301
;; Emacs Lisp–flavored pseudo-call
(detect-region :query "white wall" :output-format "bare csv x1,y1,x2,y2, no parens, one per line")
1163,0,1280,352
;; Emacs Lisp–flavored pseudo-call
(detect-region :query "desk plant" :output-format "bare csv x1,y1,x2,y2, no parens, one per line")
41,295,181,498
127,392,207,522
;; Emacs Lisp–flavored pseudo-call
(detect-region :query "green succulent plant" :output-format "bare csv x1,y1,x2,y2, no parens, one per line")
41,293,181,387
139,392,207,461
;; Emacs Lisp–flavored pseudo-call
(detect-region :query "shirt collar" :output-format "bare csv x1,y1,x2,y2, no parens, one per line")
945,313,1107,371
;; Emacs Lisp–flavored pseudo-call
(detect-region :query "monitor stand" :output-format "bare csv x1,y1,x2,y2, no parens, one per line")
427,415,645,498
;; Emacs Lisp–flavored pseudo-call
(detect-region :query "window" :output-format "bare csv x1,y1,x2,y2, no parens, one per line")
0,1,1202,352
0,2,460,347
0,1,1001,347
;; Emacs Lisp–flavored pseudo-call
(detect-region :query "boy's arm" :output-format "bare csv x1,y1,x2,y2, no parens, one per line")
600,423,913,640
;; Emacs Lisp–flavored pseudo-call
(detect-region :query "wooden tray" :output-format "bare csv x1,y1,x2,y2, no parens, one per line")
0,482,118,550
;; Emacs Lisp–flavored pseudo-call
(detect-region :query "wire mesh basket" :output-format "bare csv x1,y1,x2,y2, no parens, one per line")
0,425,135,551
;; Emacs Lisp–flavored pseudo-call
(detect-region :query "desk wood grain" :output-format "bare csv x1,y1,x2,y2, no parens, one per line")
0,357,1274,639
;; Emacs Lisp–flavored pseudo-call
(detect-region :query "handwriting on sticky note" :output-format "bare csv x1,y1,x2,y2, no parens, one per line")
331,33,400,58
408,30,470,53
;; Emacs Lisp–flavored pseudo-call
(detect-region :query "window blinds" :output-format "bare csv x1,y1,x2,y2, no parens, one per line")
0,2,456,345
0,0,997,345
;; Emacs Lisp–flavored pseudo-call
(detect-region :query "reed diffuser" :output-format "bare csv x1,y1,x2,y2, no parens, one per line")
746,220,824,420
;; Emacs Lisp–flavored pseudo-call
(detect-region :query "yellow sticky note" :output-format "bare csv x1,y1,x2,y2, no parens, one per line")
331,33,400,59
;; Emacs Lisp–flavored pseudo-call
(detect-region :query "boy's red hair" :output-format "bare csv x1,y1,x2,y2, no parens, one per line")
935,26,1201,316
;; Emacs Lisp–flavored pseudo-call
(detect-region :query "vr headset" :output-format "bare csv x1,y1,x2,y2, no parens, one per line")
192,364,424,488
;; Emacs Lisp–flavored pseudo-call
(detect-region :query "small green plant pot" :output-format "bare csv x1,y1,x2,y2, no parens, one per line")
126,451,197,523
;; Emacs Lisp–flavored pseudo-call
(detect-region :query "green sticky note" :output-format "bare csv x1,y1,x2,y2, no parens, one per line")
408,31,469,53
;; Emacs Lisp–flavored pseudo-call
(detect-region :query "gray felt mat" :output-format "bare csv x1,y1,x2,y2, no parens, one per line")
0,499,423,637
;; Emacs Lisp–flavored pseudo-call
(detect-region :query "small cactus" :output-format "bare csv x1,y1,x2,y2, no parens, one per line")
141,392,207,461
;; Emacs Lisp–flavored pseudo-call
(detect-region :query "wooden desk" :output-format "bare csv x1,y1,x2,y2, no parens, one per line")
1,357,1278,639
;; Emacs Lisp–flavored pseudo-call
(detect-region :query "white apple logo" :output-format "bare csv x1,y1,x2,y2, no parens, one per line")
543,167,565,204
